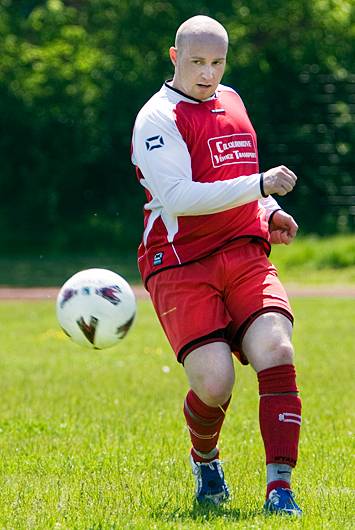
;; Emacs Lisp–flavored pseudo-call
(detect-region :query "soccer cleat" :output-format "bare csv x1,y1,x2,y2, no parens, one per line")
264,487,302,516
190,454,230,506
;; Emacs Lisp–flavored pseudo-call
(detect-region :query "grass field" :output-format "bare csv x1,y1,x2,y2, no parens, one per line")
270,235,355,285
0,296,354,529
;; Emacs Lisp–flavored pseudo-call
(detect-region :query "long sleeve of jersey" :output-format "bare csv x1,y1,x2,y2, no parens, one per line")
260,195,282,221
132,95,264,217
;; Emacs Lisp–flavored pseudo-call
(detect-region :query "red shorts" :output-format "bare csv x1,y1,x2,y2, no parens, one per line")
147,239,293,365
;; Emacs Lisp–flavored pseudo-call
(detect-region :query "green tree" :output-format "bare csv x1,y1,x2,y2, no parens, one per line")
0,0,353,254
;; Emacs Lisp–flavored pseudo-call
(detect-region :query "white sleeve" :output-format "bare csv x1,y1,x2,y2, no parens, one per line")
132,105,263,217
259,195,282,222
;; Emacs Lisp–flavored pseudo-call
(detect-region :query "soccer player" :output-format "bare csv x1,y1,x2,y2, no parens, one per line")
131,15,302,515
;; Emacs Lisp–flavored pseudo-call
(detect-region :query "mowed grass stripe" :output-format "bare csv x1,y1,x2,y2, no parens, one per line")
0,298,354,529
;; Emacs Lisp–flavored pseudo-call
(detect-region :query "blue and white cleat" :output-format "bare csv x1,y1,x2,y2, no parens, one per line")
264,488,302,516
190,455,230,506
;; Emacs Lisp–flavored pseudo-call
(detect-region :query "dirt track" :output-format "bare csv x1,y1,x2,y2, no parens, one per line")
0,285,354,300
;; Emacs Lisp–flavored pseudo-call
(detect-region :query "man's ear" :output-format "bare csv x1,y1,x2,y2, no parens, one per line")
169,46,177,66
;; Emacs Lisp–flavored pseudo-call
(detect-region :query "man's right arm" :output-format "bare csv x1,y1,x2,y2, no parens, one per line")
132,108,296,216
132,108,264,216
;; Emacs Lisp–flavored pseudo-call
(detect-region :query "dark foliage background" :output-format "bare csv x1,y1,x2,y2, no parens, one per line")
0,0,354,254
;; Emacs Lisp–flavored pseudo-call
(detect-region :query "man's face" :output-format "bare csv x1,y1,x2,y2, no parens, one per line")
170,35,227,100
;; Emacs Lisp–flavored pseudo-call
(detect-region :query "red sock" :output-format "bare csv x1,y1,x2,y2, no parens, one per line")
183,389,230,462
258,364,302,467
266,480,290,498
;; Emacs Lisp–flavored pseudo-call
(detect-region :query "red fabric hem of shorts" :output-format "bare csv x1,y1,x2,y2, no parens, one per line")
232,307,294,365
179,338,230,365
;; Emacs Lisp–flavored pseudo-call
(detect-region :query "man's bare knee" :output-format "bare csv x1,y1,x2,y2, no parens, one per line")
262,341,294,369
195,372,234,406
242,313,295,372
275,342,294,364
184,342,235,406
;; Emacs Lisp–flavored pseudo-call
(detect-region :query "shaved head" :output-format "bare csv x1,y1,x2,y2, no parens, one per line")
175,15,228,52
169,15,228,100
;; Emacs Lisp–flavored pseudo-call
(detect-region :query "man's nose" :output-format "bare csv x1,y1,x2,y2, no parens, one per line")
201,65,214,80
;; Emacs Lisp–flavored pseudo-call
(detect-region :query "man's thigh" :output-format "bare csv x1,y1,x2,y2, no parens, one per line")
223,241,293,362
147,258,232,363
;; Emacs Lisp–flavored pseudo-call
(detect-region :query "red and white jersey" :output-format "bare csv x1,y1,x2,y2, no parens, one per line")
131,82,280,285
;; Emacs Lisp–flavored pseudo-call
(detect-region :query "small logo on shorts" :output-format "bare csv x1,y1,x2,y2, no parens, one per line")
153,252,164,266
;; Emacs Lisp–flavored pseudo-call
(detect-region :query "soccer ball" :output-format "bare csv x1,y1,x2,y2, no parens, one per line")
56,268,136,349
